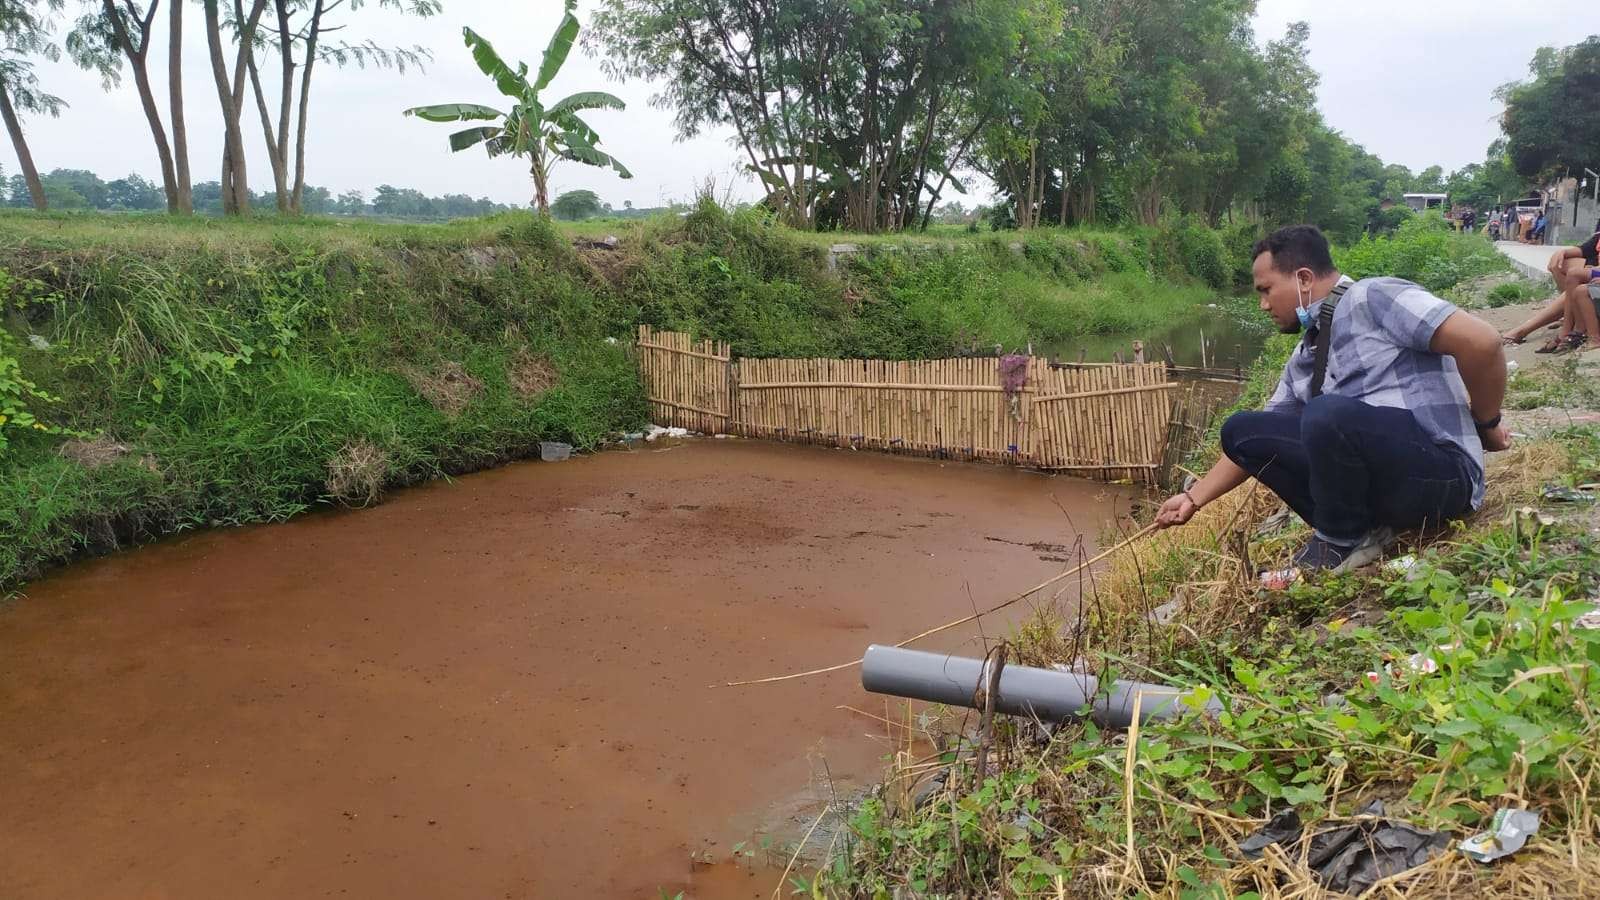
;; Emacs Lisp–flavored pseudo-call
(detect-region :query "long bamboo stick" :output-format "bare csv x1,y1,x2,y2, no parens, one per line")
722,522,1160,687
637,340,730,362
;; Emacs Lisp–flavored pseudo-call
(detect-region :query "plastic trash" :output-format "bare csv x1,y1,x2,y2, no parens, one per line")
1541,483,1596,503
1259,568,1300,591
1460,808,1540,863
1384,555,1418,574
27,333,50,351
1239,800,1451,895
1364,643,1457,684
538,441,572,462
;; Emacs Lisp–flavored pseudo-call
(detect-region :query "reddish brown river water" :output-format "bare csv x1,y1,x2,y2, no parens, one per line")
1,440,1133,898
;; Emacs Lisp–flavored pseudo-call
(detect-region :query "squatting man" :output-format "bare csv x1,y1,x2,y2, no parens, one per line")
1154,225,1512,573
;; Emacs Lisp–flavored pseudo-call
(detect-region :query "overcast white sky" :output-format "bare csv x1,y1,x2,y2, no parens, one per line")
10,1,1585,208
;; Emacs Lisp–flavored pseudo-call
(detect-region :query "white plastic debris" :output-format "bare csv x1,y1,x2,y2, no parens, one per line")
27,333,49,351
1365,643,1458,684
1506,360,1520,375
1460,808,1541,863
644,425,691,442
1385,555,1418,574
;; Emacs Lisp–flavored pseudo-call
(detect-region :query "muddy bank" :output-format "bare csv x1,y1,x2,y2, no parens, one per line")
0,440,1132,898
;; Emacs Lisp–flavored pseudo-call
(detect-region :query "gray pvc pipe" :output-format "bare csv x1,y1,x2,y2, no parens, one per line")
860,644,1222,728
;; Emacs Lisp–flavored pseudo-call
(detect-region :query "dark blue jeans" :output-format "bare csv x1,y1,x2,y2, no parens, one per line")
1220,395,1474,545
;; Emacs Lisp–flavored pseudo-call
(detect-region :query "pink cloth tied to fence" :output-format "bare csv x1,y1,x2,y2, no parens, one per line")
998,355,1030,396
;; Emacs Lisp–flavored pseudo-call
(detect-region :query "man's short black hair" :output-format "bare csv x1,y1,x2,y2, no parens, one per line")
1252,224,1336,276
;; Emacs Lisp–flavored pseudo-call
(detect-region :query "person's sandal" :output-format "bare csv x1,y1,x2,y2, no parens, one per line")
1552,333,1590,355
1502,333,1526,345
1535,334,1564,353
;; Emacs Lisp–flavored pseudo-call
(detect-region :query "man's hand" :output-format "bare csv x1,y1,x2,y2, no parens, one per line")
1155,493,1198,529
1549,249,1567,276
1480,423,1513,453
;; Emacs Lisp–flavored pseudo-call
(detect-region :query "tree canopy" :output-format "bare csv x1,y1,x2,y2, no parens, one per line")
1499,38,1600,181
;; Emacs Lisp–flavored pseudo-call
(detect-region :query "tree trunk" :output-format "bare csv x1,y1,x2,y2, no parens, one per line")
229,0,267,213
1059,166,1070,225
204,0,241,213
274,1,292,212
245,45,287,210
170,0,192,213
531,155,550,213
242,0,293,212
101,0,181,213
0,83,46,211
203,0,265,215
290,0,325,213
131,60,180,212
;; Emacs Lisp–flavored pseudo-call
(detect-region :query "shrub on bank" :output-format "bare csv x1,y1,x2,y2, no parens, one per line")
1337,212,1512,293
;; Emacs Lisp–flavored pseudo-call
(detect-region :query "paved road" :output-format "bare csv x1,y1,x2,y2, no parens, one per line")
1494,240,1558,279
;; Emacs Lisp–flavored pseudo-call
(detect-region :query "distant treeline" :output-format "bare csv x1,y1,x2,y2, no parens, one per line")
0,168,669,222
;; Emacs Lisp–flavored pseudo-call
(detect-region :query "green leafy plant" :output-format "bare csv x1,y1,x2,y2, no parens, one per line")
0,330,65,452
1487,282,1533,307
404,3,631,213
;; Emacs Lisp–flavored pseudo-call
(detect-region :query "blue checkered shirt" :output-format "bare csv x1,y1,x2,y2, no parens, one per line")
1265,276,1485,510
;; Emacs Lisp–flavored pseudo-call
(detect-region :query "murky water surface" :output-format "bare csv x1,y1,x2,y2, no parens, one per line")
1,440,1133,898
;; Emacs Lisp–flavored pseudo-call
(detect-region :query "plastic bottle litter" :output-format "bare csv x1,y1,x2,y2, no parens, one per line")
1258,568,1300,591
1460,808,1541,863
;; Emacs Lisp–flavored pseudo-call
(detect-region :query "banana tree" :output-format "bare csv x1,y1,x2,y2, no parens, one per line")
404,5,630,214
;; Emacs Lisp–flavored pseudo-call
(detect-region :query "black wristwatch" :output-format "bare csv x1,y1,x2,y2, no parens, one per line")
1474,413,1502,433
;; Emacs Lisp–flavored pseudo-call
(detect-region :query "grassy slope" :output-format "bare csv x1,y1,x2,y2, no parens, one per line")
0,212,647,589
0,205,1237,591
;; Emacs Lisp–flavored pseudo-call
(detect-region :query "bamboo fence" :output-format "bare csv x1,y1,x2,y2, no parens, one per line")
636,326,733,435
636,329,1177,483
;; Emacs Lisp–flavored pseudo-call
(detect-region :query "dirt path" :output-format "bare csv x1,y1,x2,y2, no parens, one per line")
0,440,1131,899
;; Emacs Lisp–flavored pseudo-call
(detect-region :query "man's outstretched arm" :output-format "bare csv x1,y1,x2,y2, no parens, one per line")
1154,454,1251,529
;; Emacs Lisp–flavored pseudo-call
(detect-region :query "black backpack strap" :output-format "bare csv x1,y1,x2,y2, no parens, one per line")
1310,281,1350,399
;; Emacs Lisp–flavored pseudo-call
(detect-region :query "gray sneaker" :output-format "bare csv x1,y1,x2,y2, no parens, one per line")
1293,527,1395,575
1333,527,1395,573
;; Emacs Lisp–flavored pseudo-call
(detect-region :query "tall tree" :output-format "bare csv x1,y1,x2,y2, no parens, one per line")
241,0,438,213
590,0,1029,232
202,0,266,214
406,12,631,214
0,0,64,211
66,1,190,212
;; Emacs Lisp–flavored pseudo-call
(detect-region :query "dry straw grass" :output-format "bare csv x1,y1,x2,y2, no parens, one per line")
507,349,558,399
401,361,483,417
324,439,389,507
